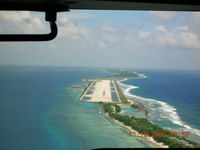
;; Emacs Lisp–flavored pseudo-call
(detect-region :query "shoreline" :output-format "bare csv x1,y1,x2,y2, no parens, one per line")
119,99,148,117
78,77,168,148
100,106,169,148
117,78,200,143
77,70,200,148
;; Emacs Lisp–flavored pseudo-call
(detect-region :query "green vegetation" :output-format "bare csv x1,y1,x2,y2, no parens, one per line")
102,103,200,148
130,103,140,109
114,80,128,103
102,103,121,114
107,69,140,78
94,69,140,80
115,104,121,113
102,103,113,114
80,70,200,148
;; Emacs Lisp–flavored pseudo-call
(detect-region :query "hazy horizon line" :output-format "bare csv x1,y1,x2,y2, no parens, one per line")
0,64,200,72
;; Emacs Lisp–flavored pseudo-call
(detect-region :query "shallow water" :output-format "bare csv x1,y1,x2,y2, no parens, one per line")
0,66,158,150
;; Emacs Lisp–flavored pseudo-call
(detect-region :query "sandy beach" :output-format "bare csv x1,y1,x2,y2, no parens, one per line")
81,79,168,148
111,117,169,148
101,107,169,148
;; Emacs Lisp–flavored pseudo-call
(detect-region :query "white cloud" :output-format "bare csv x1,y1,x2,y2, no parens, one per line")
99,23,200,50
179,32,200,48
58,20,91,39
55,12,95,41
101,24,121,43
0,11,46,33
147,27,200,49
149,11,177,20
179,26,189,31
1,11,200,70
182,12,200,37
101,24,118,33
139,31,150,38
64,13,94,20
155,25,166,32
97,41,107,48
179,26,188,31
0,11,93,35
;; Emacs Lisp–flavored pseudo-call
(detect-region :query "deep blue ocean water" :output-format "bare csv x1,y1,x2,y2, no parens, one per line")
0,66,199,150
122,69,200,138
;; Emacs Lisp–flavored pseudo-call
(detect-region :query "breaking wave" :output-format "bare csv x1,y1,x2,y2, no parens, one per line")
117,78,200,137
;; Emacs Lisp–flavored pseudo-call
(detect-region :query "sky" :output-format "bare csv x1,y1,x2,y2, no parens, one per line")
0,10,200,70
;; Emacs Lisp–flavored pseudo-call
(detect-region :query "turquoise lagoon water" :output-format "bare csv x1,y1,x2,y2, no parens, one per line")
0,66,159,150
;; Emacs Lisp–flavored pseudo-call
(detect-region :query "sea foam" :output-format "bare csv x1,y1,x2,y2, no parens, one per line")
117,79,200,137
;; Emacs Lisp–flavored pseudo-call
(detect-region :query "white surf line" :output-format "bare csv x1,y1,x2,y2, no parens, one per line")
118,78,200,137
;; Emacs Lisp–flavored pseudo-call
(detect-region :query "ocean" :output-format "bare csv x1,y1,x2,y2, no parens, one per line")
119,69,200,142
0,66,199,149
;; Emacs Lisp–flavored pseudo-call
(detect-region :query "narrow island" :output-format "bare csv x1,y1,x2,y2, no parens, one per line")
74,69,200,148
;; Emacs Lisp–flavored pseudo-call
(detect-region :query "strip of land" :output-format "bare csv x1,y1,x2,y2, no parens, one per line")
76,69,200,148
